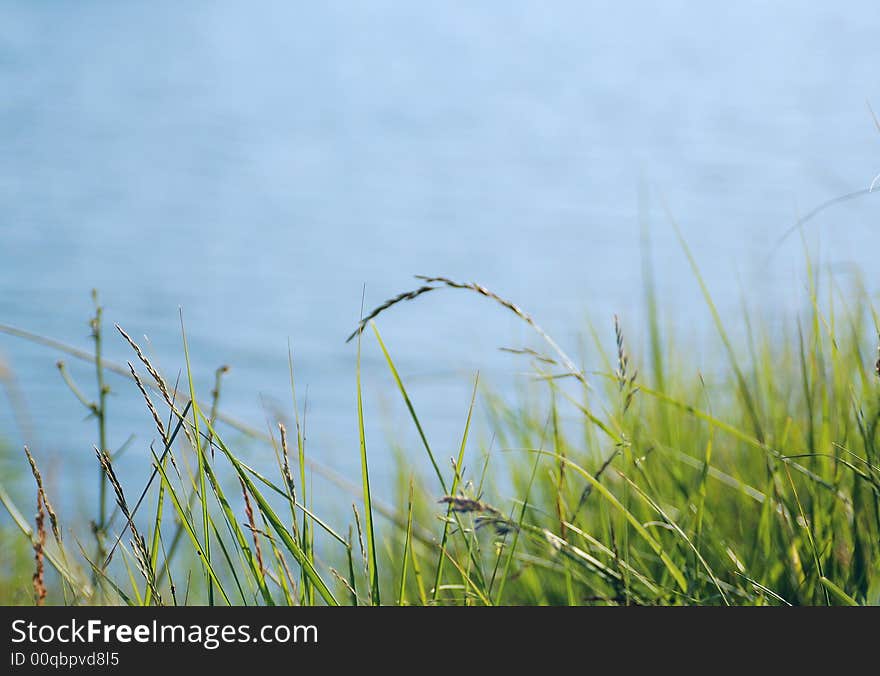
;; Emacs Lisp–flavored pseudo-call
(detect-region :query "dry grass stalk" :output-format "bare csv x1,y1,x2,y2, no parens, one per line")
613,315,639,413
344,284,438,343
95,448,161,603
329,567,358,602
270,539,298,600
206,365,229,458
278,423,296,501
352,504,370,594
277,423,301,542
438,495,517,535
116,324,198,451
115,324,171,404
96,449,132,523
32,490,47,605
128,362,167,440
209,365,230,418
23,446,61,543
574,449,620,516
439,495,502,516
499,346,557,364
346,275,588,388
239,477,265,576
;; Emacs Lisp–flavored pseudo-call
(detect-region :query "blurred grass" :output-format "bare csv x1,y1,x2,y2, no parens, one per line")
1,252,880,606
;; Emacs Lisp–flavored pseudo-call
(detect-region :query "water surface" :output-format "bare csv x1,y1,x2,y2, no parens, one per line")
1,1,878,513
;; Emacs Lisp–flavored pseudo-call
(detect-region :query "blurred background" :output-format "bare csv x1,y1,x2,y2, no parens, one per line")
0,1,878,520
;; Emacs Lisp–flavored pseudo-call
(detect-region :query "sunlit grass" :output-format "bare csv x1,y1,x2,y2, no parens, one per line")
1,244,880,606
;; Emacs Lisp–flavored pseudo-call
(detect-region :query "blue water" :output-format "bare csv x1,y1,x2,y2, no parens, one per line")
1,2,878,515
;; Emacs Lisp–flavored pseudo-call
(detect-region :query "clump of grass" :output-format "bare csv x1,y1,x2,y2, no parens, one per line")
2,236,880,605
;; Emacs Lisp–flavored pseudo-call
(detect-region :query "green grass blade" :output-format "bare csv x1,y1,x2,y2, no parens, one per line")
357,313,380,606
210,519,249,605
204,419,338,605
619,472,729,604
149,448,230,605
529,448,689,593
287,344,313,605
179,310,212,604
199,445,275,605
432,372,480,601
370,322,447,493
144,477,165,606
666,205,764,442
819,577,858,606
397,480,415,606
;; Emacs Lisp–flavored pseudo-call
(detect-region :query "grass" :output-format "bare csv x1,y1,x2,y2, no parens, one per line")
1,244,880,606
